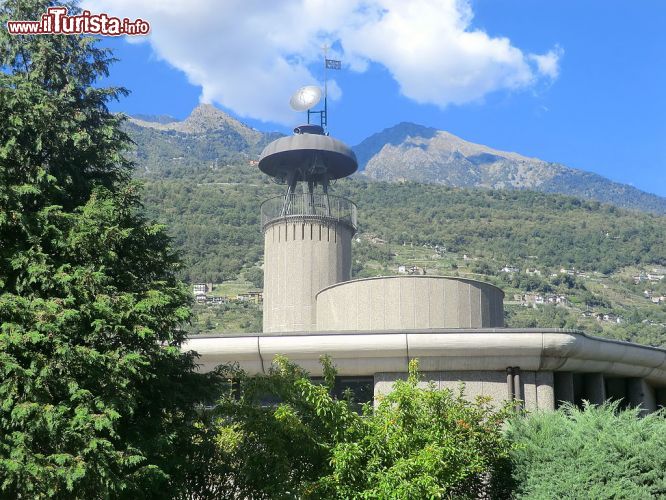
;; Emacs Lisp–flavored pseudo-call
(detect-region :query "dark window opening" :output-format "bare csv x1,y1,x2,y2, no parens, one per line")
605,377,630,409
572,373,585,408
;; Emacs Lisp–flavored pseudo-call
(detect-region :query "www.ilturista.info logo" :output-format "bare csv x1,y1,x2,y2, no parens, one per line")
6,7,150,36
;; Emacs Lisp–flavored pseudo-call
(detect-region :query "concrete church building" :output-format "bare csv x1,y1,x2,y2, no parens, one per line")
183,101,666,413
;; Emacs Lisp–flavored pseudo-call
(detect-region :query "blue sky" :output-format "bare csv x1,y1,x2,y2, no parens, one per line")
93,1,666,197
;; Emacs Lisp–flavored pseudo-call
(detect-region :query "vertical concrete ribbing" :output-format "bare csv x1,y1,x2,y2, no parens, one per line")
263,219,352,332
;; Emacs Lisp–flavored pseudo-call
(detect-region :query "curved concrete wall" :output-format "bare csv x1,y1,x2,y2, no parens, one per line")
263,218,352,332
316,276,504,331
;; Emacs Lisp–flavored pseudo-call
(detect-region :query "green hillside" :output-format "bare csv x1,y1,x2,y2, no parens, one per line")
137,162,666,346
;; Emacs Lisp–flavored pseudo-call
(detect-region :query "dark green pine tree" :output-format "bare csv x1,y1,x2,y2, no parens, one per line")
0,1,215,497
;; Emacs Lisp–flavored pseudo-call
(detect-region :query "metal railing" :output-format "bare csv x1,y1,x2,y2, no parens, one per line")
260,193,357,230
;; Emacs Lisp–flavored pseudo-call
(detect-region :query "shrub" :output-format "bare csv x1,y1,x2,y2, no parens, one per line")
506,402,666,499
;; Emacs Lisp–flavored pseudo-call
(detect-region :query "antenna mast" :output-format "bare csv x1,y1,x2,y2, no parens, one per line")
305,44,340,134
323,44,328,132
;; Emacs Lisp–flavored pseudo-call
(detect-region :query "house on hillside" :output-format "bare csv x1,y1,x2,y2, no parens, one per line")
206,296,227,305
500,266,519,274
597,313,622,324
556,295,569,306
544,295,569,306
398,265,426,275
193,283,214,294
237,291,263,303
523,294,545,307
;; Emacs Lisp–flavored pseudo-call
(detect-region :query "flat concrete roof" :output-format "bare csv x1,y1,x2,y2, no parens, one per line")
182,329,666,386
189,327,580,339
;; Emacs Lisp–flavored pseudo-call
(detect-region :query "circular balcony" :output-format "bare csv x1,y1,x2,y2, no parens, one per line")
260,193,357,231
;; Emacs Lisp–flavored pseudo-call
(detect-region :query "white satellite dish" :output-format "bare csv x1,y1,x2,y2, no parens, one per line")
289,85,322,112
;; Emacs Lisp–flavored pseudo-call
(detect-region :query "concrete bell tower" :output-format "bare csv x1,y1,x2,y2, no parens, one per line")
258,124,358,332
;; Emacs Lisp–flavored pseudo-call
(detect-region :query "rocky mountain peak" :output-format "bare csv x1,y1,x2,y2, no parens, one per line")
128,103,263,143
182,103,244,133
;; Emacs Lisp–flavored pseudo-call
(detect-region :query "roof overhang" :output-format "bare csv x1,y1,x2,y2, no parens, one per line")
182,329,666,387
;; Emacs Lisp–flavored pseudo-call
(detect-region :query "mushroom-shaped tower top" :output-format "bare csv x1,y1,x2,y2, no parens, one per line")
258,128,358,185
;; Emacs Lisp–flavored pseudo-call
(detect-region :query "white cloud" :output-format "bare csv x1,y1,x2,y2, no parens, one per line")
529,46,564,79
83,0,561,124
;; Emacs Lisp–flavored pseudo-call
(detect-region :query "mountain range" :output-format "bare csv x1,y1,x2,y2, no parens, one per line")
353,122,666,214
125,105,666,214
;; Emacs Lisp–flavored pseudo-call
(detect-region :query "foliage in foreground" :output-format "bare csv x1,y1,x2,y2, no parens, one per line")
0,1,214,497
185,358,514,499
506,402,666,499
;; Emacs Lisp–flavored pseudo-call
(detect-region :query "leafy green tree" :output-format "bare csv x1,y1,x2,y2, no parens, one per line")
0,1,215,497
185,357,363,499
190,358,514,499
243,266,264,289
318,360,514,499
